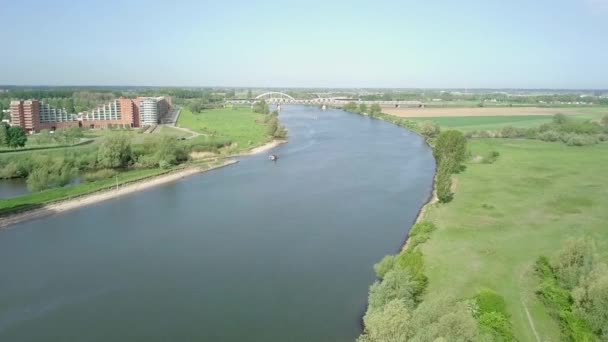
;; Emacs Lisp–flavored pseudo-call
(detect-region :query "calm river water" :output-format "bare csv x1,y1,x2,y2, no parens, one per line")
0,106,434,341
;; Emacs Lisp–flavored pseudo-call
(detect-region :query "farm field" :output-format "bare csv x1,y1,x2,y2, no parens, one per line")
382,105,606,118
421,139,608,341
397,106,608,131
410,115,553,131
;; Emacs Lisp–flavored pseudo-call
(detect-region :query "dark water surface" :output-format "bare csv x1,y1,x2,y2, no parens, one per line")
0,106,434,341
0,178,29,198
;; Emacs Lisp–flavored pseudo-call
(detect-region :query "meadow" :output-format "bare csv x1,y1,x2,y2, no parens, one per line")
420,139,608,341
177,106,270,151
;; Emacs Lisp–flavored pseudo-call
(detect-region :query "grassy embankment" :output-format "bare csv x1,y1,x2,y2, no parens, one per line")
0,106,270,216
177,106,271,152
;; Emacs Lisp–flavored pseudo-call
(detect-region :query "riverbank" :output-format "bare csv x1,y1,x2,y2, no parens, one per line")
238,139,287,156
0,136,288,228
0,160,238,229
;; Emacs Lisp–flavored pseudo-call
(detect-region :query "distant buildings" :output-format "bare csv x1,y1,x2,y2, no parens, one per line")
10,96,171,133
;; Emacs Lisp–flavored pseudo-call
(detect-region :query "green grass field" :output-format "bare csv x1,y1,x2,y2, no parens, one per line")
411,115,553,131
177,107,270,151
420,139,608,341
409,107,608,132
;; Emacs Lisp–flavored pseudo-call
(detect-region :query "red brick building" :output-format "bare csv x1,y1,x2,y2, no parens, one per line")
10,97,171,133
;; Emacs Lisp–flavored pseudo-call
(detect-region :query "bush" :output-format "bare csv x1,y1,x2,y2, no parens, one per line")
407,222,437,249
474,289,514,341
97,134,132,168
526,127,539,139
601,115,608,128
572,264,608,338
367,268,418,312
481,151,500,164
565,134,598,146
84,168,118,182
552,238,597,290
395,250,428,298
478,311,514,341
360,297,479,342
374,255,396,279
26,157,77,192
135,135,189,168
499,125,525,138
553,113,569,124
359,299,413,342
558,121,602,135
538,130,562,142
419,121,441,138
535,256,597,341
409,296,479,342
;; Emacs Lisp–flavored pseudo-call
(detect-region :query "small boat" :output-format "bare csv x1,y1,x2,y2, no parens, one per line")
269,154,278,161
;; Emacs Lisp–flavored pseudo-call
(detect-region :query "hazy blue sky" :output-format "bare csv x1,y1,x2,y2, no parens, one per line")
1,0,607,88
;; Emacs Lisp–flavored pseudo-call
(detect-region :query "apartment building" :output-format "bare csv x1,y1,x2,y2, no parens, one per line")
10,96,171,132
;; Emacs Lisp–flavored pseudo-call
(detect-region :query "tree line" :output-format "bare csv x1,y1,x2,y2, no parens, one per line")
0,133,190,192
465,114,608,147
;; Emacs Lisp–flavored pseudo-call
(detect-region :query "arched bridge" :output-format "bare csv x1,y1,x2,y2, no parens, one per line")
227,92,424,107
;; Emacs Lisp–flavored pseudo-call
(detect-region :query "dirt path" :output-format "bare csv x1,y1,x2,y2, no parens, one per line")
519,266,542,342
159,124,202,139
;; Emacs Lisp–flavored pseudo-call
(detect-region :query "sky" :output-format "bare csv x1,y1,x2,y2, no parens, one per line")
1,0,607,89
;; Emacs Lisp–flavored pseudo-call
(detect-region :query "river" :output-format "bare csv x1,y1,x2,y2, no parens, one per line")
0,106,435,341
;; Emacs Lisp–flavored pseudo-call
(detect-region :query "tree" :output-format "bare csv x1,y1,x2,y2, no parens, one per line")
436,167,453,203
26,157,76,192
367,268,418,312
253,100,269,114
434,130,467,174
359,299,413,342
0,123,8,146
343,102,358,112
97,134,132,168
247,89,252,99
374,255,396,279
409,296,479,341
552,238,597,289
138,135,188,168
56,126,83,145
7,126,27,148
553,113,569,125
370,104,382,116
359,103,369,114
573,263,608,338
419,121,441,138
601,115,608,128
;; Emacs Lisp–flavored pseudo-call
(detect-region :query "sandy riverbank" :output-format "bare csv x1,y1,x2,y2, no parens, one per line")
0,160,238,229
239,139,287,156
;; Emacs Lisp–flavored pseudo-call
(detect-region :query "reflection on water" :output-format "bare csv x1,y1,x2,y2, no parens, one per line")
0,106,435,342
